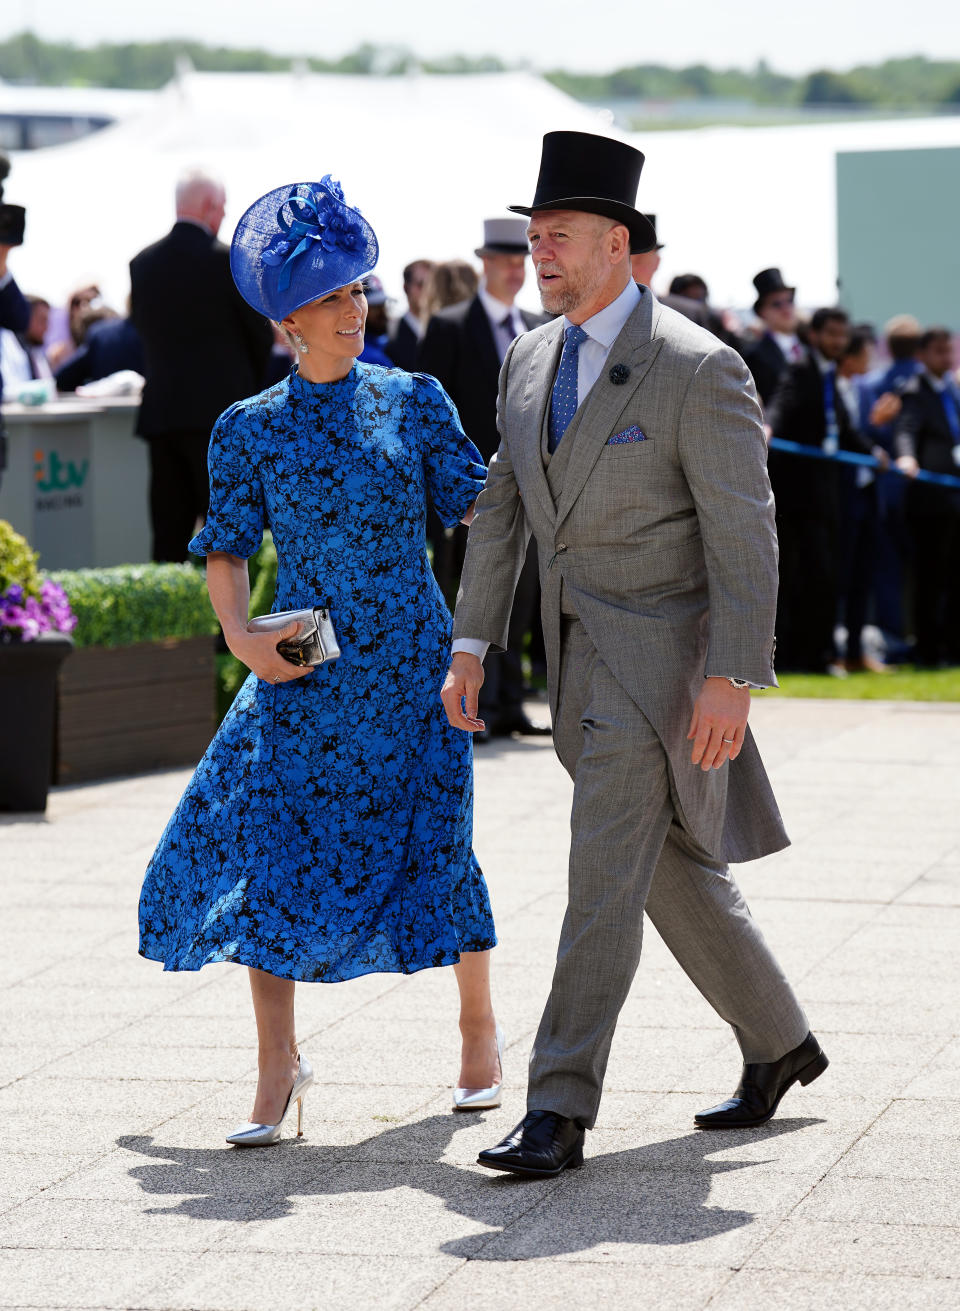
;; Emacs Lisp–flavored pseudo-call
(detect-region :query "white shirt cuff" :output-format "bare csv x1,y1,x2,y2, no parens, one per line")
452,638,489,662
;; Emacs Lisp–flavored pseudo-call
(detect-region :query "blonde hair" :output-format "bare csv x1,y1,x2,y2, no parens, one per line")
421,259,479,324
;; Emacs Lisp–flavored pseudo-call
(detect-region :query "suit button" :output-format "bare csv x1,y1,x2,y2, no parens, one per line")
555,543,567,552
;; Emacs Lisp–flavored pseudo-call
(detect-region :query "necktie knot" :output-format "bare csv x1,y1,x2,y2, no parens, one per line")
565,324,588,348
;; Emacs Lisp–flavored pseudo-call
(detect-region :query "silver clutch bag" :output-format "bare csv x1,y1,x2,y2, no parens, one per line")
247,606,340,668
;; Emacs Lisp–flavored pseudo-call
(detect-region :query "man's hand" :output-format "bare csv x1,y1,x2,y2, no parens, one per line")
895,454,919,479
687,677,751,771
441,652,485,732
869,391,901,427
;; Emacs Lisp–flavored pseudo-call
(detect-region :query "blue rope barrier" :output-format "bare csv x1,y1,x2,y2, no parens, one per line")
768,437,960,490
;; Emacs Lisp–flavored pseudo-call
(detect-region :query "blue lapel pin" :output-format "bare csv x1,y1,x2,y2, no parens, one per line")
609,364,630,385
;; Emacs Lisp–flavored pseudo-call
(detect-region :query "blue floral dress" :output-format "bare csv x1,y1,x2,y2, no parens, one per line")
138,363,496,982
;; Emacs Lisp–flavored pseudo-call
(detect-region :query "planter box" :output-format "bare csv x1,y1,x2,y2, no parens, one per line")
55,635,216,784
0,633,73,811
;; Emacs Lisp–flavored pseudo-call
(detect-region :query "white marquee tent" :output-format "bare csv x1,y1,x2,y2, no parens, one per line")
6,69,960,315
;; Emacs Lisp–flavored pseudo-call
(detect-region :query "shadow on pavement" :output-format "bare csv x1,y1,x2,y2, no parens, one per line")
117,1112,821,1258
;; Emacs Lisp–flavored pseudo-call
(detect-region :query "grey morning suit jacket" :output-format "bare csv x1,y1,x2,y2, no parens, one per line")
453,288,789,864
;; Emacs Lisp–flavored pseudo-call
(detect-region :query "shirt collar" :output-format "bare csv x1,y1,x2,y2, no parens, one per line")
565,279,641,349
772,331,799,354
923,365,949,392
477,281,518,328
813,350,835,375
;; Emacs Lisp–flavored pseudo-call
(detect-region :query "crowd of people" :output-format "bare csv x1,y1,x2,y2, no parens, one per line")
2,167,958,682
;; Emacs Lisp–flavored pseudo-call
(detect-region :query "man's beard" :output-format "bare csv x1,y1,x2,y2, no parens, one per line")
537,254,603,316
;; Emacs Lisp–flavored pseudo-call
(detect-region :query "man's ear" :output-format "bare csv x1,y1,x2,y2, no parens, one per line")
608,223,631,263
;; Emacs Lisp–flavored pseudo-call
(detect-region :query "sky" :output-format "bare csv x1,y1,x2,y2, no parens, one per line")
4,0,960,75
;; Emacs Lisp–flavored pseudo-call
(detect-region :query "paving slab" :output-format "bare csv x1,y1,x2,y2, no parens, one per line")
1,698,959,1309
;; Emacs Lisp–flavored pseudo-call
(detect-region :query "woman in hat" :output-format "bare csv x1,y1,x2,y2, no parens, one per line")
138,178,502,1146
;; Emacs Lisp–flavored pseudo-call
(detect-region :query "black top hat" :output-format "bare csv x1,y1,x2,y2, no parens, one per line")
509,131,656,254
632,213,663,256
752,267,795,314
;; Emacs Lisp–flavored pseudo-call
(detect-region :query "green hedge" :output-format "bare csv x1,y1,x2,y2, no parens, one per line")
49,563,218,649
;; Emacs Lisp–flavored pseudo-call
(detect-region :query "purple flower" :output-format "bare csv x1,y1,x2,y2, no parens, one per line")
0,577,76,641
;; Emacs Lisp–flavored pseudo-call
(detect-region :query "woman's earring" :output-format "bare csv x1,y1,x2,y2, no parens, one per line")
294,330,309,355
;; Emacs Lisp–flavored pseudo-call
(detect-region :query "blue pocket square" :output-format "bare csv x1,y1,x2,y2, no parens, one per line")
607,425,647,445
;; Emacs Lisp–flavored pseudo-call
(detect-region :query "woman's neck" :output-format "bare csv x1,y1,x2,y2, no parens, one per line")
296,350,356,384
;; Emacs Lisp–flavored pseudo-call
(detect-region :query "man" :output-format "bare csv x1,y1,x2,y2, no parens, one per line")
0,241,29,485
835,328,890,672
632,227,733,344
54,302,145,392
419,217,548,739
744,268,803,406
863,315,923,657
0,294,53,392
130,169,272,562
442,131,825,1177
894,327,960,667
386,259,433,370
767,307,880,673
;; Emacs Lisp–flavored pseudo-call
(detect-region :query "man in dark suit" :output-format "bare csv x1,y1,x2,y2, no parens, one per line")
894,327,960,666
767,307,880,673
386,259,433,371
418,218,548,738
54,311,145,392
744,268,803,407
0,240,29,486
130,170,272,562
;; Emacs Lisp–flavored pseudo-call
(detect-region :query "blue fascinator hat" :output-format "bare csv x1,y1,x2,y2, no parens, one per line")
230,176,379,321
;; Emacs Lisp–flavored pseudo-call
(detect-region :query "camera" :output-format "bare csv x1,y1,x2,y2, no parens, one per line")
0,153,26,247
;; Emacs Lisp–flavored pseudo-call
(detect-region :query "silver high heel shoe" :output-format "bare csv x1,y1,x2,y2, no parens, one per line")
226,1053,314,1147
453,1024,504,1111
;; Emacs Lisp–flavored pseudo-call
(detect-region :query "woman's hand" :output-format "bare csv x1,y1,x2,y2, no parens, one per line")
225,620,314,685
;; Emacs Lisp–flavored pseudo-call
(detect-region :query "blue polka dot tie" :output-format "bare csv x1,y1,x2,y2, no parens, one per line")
548,324,588,453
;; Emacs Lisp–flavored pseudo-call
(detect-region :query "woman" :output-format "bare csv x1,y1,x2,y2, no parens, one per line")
138,178,502,1146
420,259,479,326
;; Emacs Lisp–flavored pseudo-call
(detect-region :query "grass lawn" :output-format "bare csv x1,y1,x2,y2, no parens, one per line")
768,666,960,701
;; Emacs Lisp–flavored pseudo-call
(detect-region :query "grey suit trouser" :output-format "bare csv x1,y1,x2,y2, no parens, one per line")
527,618,809,1128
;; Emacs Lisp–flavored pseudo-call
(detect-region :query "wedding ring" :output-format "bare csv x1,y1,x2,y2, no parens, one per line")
273,675,281,683
721,737,735,744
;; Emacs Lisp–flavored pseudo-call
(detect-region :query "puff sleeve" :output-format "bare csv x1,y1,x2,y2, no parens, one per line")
412,372,487,528
189,404,266,558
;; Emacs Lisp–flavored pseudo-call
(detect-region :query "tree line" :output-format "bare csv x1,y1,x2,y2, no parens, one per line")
1,32,959,107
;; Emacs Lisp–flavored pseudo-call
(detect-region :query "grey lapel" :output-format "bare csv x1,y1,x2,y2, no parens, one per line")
517,322,564,527
555,291,665,529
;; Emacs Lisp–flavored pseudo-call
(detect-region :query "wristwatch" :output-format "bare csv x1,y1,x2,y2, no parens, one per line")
726,677,750,690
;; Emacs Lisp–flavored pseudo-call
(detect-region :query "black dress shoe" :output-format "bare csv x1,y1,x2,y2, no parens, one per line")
694,1031,828,1129
478,1109,585,1177
489,712,552,738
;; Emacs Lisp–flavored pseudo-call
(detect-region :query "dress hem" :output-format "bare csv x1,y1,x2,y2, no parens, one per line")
138,936,498,984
